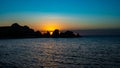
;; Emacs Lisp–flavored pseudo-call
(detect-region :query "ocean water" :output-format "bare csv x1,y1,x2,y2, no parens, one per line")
0,37,120,68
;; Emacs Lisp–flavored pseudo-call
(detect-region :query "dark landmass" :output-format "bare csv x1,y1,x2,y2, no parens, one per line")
0,23,81,39
72,29,120,37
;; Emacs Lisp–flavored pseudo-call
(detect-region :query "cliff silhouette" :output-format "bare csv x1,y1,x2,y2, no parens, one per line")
0,23,81,38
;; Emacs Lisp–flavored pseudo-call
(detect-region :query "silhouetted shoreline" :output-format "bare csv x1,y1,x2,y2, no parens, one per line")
0,23,81,39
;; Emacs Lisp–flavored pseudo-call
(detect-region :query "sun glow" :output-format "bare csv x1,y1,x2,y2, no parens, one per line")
44,24,57,31
40,20,62,31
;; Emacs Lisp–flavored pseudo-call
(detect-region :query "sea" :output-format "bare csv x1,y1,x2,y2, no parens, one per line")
0,37,120,68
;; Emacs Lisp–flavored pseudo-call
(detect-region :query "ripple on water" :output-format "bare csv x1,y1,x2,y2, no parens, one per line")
0,37,120,68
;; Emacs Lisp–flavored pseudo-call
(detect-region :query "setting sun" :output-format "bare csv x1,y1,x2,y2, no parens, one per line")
44,24,58,31
40,20,63,31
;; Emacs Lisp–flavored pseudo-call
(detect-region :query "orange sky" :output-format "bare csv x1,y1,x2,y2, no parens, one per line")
26,18,81,31
39,20,63,31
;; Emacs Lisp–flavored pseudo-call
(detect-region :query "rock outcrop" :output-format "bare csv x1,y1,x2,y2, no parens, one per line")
0,23,81,38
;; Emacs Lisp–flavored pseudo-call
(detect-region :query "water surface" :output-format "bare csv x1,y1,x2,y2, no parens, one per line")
0,37,120,68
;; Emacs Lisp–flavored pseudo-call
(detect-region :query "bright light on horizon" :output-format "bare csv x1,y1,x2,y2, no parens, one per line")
38,20,63,31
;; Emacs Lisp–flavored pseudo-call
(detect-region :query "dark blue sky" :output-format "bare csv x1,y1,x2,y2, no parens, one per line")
0,0,120,30
1,0,120,15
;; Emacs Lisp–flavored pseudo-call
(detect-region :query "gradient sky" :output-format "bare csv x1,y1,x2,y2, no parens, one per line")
0,0,120,31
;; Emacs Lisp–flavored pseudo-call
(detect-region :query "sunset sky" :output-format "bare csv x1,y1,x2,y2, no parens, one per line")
0,0,120,31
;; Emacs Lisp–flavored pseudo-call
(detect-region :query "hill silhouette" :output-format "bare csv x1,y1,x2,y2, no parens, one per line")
0,23,81,38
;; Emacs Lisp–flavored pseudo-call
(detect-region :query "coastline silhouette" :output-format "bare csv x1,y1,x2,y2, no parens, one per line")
0,23,81,38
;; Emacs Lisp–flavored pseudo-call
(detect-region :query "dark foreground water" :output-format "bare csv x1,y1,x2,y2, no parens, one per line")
0,37,120,68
